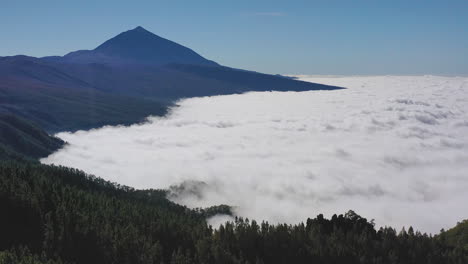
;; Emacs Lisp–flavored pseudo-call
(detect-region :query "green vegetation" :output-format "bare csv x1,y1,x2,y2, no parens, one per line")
0,161,466,264
0,115,64,161
0,247,63,264
438,220,468,251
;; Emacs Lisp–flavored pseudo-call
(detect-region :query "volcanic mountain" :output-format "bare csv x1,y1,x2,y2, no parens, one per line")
0,26,343,132
47,26,218,66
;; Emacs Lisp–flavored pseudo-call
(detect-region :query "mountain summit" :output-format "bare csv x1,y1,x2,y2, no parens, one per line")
60,26,218,66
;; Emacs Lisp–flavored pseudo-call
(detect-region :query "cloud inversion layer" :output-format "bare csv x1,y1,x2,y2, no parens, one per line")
42,76,468,233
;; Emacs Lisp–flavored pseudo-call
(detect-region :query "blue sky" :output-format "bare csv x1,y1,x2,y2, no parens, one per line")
1,0,467,75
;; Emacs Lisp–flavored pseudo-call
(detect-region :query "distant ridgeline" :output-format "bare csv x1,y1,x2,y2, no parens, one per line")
0,26,342,133
0,27,466,264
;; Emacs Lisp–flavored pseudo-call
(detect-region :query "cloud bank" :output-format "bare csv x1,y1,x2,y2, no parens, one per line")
42,76,468,233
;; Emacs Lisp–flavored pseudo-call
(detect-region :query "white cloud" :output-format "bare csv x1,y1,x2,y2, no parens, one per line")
42,76,468,233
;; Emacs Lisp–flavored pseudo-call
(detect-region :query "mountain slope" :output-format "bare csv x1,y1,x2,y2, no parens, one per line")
1,27,343,133
0,114,64,160
167,64,340,93
0,58,168,132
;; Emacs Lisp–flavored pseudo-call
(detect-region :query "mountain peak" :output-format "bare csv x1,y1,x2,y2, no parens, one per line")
61,27,219,66
131,26,150,33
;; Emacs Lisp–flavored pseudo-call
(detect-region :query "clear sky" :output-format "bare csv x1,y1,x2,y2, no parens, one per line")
1,0,467,75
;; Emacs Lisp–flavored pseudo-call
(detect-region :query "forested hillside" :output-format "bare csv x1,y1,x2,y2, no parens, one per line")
0,115,64,160
439,220,468,251
0,162,466,264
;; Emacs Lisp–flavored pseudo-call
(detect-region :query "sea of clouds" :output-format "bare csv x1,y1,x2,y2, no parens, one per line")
42,76,468,233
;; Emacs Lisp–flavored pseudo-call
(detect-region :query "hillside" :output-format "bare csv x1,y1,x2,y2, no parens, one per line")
0,161,466,264
439,220,468,251
0,115,64,160
0,58,169,132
